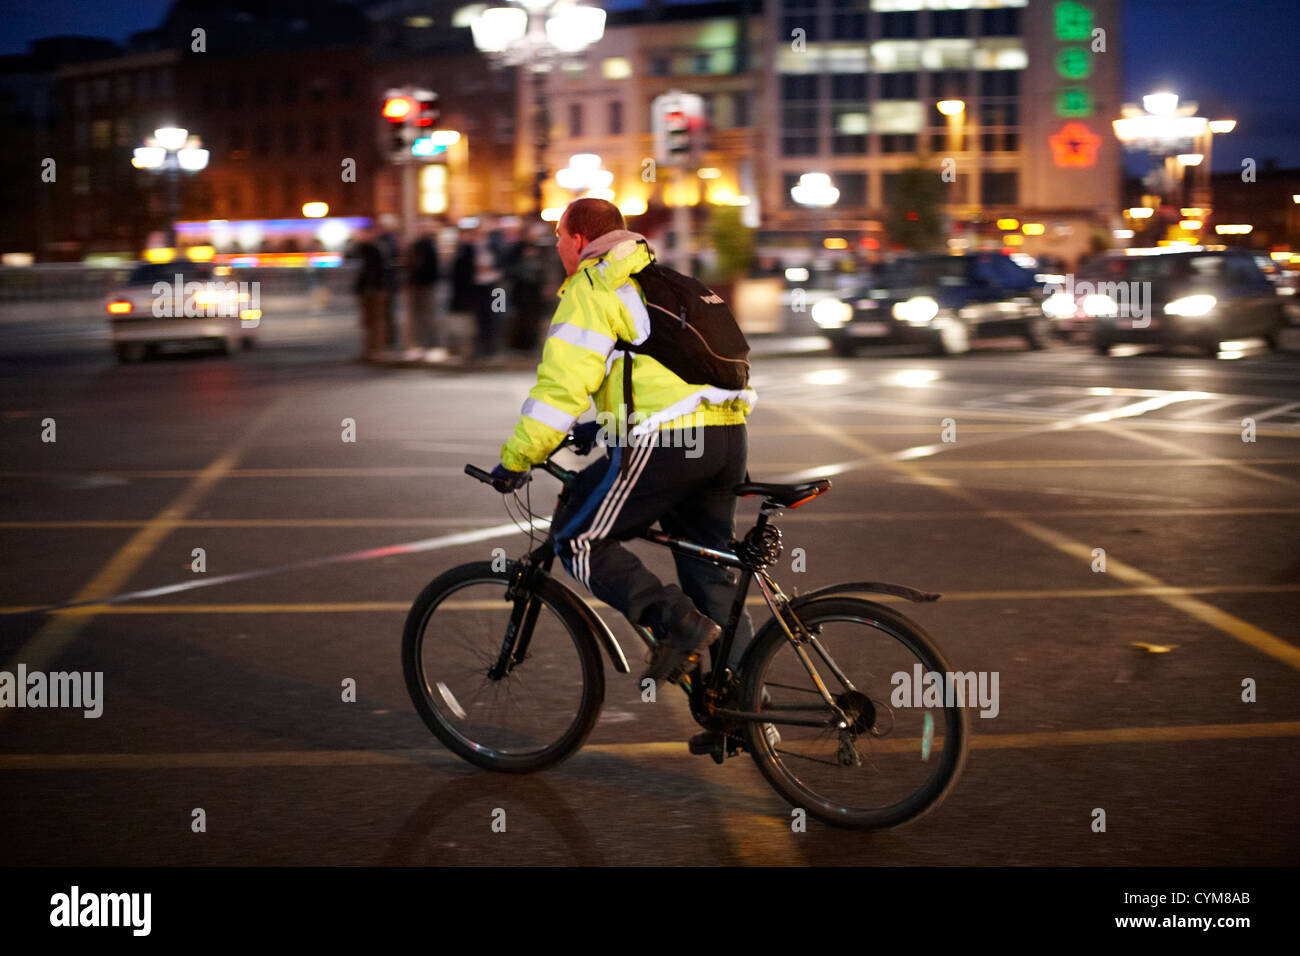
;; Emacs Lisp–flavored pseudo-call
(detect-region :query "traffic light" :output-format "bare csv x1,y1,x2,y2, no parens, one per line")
382,94,417,123
415,92,440,129
665,109,690,162
652,92,704,167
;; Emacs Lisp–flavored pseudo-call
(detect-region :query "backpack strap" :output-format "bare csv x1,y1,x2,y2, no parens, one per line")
613,339,635,478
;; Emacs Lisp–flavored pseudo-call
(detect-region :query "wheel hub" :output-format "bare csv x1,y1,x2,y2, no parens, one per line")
835,690,875,734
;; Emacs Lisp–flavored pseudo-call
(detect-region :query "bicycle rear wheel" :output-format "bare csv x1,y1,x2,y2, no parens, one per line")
740,596,967,829
402,561,605,773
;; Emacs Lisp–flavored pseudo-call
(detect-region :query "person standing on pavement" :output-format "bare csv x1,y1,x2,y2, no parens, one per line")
406,224,447,361
472,217,505,361
488,198,759,733
351,226,387,361
505,225,549,352
376,226,401,351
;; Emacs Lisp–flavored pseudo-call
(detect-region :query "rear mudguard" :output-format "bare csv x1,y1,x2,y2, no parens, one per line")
790,580,941,606
738,580,941,674
544,575,632,675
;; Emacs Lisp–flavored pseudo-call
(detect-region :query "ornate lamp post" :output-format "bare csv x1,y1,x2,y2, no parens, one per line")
132,126,209,249
470,1,606,218
1113,92,1234,237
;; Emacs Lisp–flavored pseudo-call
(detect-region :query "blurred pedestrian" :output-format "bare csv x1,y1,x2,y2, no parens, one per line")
450,225,478,315
351,226,388,361
472,218,505,360
406,223,447,361
506,225,549,352
376,221,401,349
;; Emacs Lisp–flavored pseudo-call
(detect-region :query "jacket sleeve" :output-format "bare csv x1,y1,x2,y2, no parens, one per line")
500,280,619,471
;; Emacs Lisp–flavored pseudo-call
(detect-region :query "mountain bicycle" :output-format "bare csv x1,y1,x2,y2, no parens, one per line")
402,434,967,829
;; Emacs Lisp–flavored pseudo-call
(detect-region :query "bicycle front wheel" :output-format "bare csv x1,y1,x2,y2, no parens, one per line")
402,561,605,773
740,597,967,829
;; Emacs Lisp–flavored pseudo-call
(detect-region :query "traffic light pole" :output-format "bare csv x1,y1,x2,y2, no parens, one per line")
672,166,690,273
401,159,417,245
532,68,549,219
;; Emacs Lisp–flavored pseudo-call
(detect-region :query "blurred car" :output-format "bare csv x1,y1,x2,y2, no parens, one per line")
106,262,261,362
1050,248,1288,355
813,252,1050,356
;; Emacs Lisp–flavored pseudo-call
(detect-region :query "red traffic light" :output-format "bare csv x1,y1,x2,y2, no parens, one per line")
383,96,417,122
414,94,439,128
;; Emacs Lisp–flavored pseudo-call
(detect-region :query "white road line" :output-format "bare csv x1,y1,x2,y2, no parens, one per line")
1250,401,1300,422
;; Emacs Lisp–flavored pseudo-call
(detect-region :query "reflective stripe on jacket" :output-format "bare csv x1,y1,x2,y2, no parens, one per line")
500,238,756,471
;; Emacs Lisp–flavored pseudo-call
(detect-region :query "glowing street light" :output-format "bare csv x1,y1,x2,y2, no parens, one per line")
937,99,965,116
470,1,607,216
1142,92,1179,117
790,172,839,208
132,126,208,249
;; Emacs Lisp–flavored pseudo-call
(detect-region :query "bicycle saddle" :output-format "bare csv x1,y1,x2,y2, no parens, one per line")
734,479,831,508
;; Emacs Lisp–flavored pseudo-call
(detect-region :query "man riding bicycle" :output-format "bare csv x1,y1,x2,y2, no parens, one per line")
489,198,757,719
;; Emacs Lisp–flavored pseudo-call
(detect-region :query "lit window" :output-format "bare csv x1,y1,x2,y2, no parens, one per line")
836,112,870,135
872,100,925,133
871,40,922,72
602,57,632,80
921,39,973,70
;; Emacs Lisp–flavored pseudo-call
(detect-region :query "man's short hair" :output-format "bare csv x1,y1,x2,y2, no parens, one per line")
563,198,625,242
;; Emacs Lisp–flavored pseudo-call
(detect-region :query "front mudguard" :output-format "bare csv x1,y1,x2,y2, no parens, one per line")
543,574,632,675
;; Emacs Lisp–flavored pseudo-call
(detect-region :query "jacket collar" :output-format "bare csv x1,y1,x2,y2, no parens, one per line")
558,231,655,296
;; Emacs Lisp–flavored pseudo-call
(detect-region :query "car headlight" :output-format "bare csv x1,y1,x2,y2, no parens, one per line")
1082,294,1118,318
811,299,853,328
891,296,939,326
1042,293,1077,320
1164,294,1217,317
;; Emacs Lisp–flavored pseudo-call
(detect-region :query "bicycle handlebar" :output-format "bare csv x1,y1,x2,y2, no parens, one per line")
465,435,579,490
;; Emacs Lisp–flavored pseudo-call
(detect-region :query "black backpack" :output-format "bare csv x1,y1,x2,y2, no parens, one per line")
615,256,750,420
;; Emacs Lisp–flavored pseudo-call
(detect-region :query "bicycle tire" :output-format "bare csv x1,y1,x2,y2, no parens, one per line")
739,596,968,829
402,560,606,773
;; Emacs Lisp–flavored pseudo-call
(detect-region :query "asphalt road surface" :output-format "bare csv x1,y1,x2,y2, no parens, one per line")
1,310,1298,867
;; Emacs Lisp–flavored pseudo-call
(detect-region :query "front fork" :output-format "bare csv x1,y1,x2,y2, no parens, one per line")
488,548,555,680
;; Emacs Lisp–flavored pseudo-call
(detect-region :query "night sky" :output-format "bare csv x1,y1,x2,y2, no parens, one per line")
3,0,1296,172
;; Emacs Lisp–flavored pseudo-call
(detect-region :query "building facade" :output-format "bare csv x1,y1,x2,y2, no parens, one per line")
525,0,1122,264
761,0,1122,259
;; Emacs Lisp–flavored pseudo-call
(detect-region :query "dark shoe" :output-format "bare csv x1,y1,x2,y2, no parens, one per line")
689,688,779,763
689,730,746,765
640,611,720,686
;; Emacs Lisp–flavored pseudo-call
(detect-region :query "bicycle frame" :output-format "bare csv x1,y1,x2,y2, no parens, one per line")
480,452,943,738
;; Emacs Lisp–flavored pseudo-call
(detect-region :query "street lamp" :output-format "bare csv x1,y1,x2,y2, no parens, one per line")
132,126,209,249
790,173,840,208
470,1,607,218
1113,92,1234,232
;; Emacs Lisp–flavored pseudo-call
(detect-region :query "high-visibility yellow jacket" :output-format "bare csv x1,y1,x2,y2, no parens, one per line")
500,237,757,471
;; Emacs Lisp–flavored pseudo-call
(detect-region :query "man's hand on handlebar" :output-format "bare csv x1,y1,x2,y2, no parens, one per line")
489,463,530,493
570,420,602,456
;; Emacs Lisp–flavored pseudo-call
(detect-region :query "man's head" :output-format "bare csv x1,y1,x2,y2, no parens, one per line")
556,198,626,275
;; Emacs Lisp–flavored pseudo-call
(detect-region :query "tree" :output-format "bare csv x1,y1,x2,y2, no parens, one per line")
707,203,755,282
883,167,947,253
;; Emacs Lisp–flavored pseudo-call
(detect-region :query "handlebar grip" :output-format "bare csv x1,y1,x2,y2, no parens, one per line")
465,464,495,484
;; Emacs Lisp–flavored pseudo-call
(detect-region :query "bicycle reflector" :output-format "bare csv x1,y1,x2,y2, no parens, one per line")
789,483,831,508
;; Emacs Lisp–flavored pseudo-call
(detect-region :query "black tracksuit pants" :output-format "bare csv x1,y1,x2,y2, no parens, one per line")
552,423,755,668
